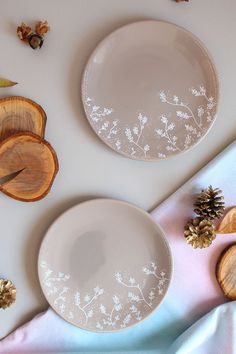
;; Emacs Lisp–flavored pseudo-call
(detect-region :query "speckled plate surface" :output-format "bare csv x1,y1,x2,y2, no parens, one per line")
38,199,172,332
82,20,219,161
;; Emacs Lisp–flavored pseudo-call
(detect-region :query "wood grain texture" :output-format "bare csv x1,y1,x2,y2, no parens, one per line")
216,244,236,299
0,96,46,141
0,133,58,202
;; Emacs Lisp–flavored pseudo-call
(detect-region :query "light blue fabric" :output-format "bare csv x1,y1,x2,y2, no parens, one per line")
168,301,236,354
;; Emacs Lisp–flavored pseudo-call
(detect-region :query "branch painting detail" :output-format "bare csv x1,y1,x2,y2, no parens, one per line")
40,261,169,331
84,85,216,160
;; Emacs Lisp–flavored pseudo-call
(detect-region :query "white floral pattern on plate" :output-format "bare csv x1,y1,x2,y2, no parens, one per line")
84,85,216,160
40,261,169,331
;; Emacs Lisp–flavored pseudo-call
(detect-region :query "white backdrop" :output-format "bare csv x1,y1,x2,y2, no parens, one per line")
0,0,235,338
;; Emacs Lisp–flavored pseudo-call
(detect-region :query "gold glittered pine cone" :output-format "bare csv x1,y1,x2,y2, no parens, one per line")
17,22,32,41
184,217,216,249
35,21,50,36
0,279,16,309
194,185,225,220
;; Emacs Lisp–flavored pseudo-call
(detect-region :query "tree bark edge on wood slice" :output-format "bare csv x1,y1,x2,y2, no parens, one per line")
0,132,58,202
216,244,236,300
0,96,47,141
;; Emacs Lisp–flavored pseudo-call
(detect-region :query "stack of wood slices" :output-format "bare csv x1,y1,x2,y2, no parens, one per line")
0,96,58,202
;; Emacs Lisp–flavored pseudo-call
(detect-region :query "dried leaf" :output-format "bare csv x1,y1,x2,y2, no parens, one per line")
217,207,236,234
0,78,17,88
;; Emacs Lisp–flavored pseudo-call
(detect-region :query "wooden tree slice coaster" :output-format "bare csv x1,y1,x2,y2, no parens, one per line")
0,133,58,202
216,244,236,300
0,96,46,141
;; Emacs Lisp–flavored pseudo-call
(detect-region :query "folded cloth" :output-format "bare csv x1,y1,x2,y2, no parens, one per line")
1,140,236,354
168,301,236,354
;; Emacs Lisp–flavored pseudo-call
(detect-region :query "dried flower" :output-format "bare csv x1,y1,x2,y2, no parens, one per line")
17,20,50,49
35,21,50,36
17,23,32,41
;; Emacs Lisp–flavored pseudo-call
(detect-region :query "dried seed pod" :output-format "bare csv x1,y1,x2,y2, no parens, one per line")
35,21,50,36
17,20,50,49
17,22,32,41
28,34,44,50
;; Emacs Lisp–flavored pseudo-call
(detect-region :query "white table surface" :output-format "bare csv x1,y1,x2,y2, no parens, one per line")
0,0,236,339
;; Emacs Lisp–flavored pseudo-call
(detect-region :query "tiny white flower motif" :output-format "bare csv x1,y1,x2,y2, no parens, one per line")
173,95,179,103
114,303,122,311
207,102,214,110
104,108,113,115
115,272,122,283
114,315,120,321
133,126,139,135
115,140,121,150
160,271,166,277
141,116,148,125
158,289,163,295
144,144,150,152
160,115,168,124
128,292,140,302
130,305,137,312
209,96,214,102
160,91,167,102
191,88,200,96
156,129,163,136
100,304,106,314
168,123,175,130
138,113,143,122
125,128,133,142
176,111,190,119
197,107,204,117
158,153,166,158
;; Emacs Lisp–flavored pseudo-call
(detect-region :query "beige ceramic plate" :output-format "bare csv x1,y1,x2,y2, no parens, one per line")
82,20,219,161
38,199,172,332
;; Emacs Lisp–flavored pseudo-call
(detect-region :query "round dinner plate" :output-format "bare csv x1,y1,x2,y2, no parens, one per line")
38,199,172,332
82,20,219,161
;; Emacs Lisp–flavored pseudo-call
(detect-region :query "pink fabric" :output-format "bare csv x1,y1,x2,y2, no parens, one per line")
151,140,236,323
